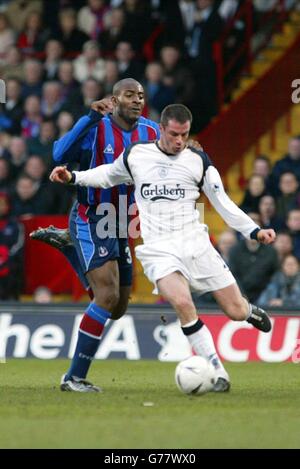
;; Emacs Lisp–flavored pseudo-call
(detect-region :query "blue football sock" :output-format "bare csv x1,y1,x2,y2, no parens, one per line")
65,304,111,380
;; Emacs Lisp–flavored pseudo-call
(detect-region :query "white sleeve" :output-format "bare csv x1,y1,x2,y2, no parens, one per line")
202,165,260,239
73,152,133,188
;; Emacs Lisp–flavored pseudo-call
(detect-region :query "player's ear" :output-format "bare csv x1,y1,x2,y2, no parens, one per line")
111,95,118,106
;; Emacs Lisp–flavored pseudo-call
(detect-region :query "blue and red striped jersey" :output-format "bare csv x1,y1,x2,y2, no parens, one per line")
53,110,160,210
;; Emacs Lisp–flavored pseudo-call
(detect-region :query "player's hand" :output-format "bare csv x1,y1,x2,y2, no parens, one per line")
91,97,114,115
188,139,203,151
49,166,72,184
257,229,276,244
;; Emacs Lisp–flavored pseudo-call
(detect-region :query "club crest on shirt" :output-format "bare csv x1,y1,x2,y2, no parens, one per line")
99,246,109,257
158,166,169,178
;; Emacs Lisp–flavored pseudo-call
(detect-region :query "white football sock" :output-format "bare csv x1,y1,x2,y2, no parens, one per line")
183,322,229,380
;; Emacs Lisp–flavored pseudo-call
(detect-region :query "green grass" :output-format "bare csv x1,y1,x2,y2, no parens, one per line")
0,359,299,449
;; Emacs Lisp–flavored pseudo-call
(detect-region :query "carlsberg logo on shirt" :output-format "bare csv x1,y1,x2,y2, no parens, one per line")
141,183,185,201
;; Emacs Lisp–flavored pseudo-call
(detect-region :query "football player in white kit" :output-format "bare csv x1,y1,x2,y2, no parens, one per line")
50,104,276,392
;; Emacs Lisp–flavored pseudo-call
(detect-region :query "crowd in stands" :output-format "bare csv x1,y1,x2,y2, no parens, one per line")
209,136,300,309
0,0,299,301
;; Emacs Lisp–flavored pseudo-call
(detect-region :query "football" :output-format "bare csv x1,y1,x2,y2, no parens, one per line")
175,356,216,395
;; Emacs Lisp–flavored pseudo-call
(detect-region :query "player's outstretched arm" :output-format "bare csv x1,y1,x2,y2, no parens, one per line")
50,152,133,189
202,165,266,240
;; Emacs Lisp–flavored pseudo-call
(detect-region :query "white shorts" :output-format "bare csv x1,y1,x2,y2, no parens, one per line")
135,226,236,295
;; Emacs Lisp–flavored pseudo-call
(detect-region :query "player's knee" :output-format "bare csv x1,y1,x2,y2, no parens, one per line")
172,296,194,314
94,289,120,312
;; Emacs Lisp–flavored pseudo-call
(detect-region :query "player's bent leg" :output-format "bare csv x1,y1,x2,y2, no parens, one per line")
157,272,230,392
157,272,197,324
30,225,91,293
111,285,131,320
213,283,272,332
61,261,120,393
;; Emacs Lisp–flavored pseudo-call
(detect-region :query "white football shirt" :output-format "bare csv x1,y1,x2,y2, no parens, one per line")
73,141,260,243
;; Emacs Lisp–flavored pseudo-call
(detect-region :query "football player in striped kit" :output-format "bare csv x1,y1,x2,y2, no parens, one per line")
51,104,276,393
33,79,160,392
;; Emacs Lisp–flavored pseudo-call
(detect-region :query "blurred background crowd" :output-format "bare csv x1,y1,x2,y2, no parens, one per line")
0,0,300,307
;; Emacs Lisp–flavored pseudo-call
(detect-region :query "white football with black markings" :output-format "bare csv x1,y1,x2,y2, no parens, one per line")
175,356,216,395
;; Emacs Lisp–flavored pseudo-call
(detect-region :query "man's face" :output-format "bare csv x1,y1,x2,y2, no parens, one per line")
288,138,300,159
113,84,145,125
159,119,191,155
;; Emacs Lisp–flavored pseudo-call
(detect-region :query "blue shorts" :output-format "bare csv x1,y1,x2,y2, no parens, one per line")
69,203,133,287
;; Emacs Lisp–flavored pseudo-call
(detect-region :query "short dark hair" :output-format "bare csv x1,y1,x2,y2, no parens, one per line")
160,104,192,127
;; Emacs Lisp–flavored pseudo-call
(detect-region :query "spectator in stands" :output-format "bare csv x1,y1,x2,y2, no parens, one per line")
33,286,53,303
143,62,175,118
186,0,224,129
23,155,48,192
286,209,300,260
23,155,73,215
0,191,24,300
17,10,50,57
218,0,240,21
115,41,145,81
6,0,43,34
56,111,74,138
57,60,80,101
21,95,42,139
257,254,300,308
55,8,89,56
216,229,237,264
253,155,272,179
0,159,13,193
269,136,300,196
120,0,152,54
0,46,24,81
22,59,44,99
77,0,110,39
73,40,106,83
40,81,65,119
7,136,28,180
276,171,299,220
44,39,64,81
103,59,120,95
228,212,278,302
27,119,57,168
0,12,15,65
98,8,127,56
63,78,104,119
259,194,285,231
0,77,23,135
273,231,293,262
160,44,196,110
11,173,49,216
239,174,266,213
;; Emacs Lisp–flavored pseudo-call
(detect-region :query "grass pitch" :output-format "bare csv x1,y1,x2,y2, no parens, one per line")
0,359,299,449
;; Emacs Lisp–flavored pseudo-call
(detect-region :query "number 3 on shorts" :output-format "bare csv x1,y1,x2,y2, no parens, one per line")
125,246,132,264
